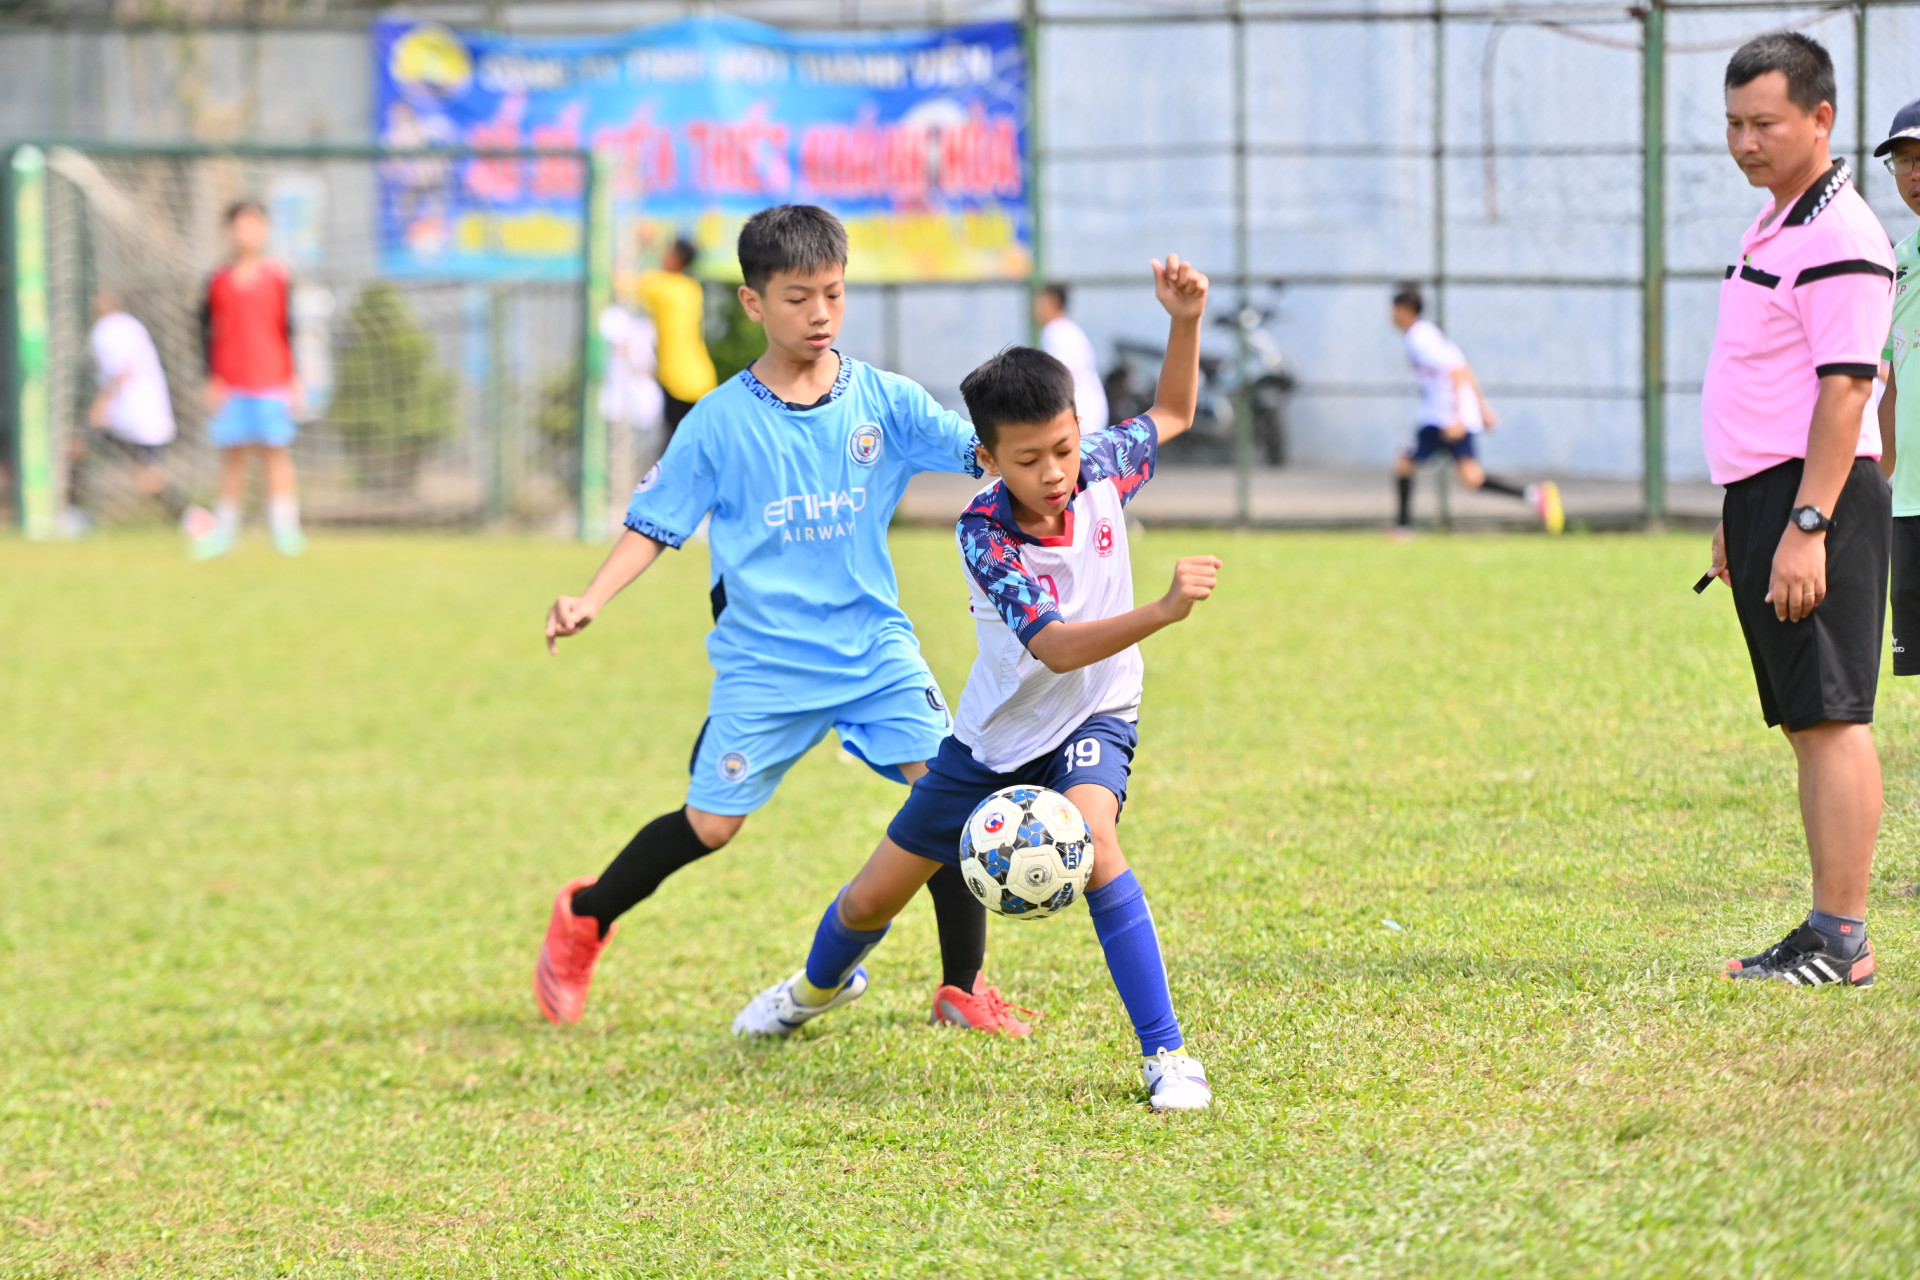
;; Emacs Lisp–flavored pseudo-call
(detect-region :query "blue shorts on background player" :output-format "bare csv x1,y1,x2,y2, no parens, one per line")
734,253,1224,1113
209,393,297,449
532,205,1022,1034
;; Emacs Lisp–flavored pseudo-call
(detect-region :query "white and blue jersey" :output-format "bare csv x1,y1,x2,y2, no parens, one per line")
952,416,1159,771
886,415,1160,861
624,353,982,814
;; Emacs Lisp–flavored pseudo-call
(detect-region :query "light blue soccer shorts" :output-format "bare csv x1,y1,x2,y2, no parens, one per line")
686,672,952,816
209,393,298,449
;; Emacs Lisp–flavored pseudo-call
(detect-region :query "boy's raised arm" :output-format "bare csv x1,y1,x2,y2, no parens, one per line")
1146,255,1209,443
545,529,665,654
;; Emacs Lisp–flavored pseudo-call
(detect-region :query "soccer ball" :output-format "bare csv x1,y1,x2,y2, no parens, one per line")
958,786,1093,918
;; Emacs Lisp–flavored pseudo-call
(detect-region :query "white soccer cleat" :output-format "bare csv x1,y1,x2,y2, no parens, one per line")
731,967,869,1038
1144,1048,1212,1112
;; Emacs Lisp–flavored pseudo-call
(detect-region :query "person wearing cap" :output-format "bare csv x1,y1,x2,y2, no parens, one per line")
1874,98,1920,685
1705,32,1895,988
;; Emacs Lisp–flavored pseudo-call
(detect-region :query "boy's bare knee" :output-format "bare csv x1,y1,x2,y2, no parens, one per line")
685,807,744,850
838,880,893,931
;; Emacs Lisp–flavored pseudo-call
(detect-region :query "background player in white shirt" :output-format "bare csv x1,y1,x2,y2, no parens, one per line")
597,300,665,440
1389,284,1563,534
735,255,1221,1112
1036,282,1110,433
71,290,180,522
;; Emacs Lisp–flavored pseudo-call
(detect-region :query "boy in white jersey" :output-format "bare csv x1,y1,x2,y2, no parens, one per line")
1389,285,1563,534
734,256,1221,1112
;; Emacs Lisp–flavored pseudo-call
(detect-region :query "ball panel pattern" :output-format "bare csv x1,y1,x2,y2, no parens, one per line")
956,785,1092,919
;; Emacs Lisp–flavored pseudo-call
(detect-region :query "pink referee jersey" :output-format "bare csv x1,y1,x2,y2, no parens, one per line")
1701,159,1895,486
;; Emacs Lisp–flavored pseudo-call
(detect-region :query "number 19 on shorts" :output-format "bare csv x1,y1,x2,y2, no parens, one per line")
1062,737,1102,771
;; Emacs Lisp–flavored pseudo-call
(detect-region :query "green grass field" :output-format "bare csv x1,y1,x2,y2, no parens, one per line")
6,526,1920,1278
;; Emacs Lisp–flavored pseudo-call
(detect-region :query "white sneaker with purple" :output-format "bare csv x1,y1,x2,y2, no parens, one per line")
1144,1047,1211,1112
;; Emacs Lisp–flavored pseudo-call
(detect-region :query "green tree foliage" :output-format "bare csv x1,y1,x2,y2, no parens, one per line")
703,284,767,384
329,283,457,478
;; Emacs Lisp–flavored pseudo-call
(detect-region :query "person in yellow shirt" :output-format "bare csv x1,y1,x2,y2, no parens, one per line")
638,238,719,436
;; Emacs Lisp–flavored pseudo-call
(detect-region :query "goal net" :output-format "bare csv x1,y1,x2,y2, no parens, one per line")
10,142,607,535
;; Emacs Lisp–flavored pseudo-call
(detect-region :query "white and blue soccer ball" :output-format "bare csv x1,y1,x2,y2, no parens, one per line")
958,786,1093,919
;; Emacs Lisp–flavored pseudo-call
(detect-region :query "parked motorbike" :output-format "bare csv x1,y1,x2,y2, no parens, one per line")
1101,303,1294,465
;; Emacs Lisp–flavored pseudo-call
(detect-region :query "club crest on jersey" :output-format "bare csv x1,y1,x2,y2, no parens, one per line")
848,423,883,467
635,462,661,494
1096,518,1116,557
717,751,750,783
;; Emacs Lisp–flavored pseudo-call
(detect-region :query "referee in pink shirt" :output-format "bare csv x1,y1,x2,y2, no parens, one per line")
1705,33,1894,987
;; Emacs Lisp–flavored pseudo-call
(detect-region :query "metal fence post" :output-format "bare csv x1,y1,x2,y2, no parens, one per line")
1856,4,1869,198
1433,7,1450,530
487,284,507,523
1024,0,1044,348
1432,4,1446,333
10,145,52,540
577,149,612,541
1642,2,1666,526
1231,1,1253,526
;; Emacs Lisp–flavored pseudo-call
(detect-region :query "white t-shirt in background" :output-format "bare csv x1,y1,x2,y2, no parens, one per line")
598,305,665,433
89,311,175,445
1402,318,1482,432
1041,315,1110,432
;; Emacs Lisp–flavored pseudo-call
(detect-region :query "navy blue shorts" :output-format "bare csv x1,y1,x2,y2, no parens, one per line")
887,716,1138,866
1406,424,1476,463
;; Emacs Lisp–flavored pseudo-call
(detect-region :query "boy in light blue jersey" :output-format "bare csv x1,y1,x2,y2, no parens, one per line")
533,206,1026,1033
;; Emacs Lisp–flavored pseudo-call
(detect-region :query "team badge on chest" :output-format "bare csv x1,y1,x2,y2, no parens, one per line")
1095,517,1116,557
848,423,883,466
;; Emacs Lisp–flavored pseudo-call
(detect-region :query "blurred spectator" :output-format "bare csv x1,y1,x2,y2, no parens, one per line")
638,237,718,438
1036,282,1110,431
599,296,666,447
67,289,181,531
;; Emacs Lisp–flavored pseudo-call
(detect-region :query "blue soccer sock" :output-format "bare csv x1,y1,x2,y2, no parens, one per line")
798,888,889,1005
1086,870,1183,1057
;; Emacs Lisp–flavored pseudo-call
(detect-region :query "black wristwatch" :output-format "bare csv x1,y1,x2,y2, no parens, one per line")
1789,505,1834,534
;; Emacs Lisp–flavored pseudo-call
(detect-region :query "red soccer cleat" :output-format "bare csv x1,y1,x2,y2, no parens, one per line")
930,974,1037,1036
534,876,614,1024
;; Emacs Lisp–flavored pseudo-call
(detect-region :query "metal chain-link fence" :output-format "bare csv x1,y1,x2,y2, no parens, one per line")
10,0,1920,528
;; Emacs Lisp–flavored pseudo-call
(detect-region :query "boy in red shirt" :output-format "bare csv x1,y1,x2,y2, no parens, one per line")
194,200,304,559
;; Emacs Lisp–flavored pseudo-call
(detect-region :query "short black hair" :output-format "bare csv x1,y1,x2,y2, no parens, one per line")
1392,283,1424,316
1041,281,1068,310
1725,31,1835,115
225,199,265,225
737,204,848,294
960,345,1076,450
669,237,699,271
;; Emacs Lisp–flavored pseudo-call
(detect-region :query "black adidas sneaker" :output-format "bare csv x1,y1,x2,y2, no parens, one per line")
1725,922,1876,987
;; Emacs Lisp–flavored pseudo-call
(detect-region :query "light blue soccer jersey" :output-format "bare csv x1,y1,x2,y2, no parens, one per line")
625,353,980,715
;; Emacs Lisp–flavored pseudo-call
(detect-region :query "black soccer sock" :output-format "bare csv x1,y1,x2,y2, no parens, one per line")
1395,474,1413,526
570,809,717,939
1478,474,1527,499
925,863,986,992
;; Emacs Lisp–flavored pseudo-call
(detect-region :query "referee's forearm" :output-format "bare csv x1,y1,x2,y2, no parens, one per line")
1796,374,1875,515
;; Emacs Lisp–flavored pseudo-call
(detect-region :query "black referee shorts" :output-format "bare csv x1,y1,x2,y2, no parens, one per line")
1723,456,1889,731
